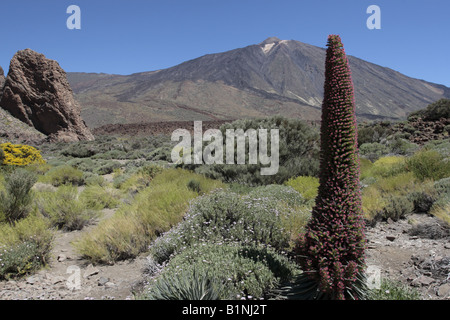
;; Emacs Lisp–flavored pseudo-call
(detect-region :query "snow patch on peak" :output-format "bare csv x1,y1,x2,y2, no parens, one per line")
262,42,275,54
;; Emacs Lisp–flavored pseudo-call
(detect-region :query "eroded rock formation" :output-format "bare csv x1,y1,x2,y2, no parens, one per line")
0,49,94,142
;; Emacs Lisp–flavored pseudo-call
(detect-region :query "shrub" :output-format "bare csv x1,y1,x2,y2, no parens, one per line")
359,142,389,161
369,279,421,300
408,222,449,240
137,164,164,179
425,140,450,158
407,150,450,181
0,242,43,280
79,185,121,210
141,268,224,300
368,156,406,178
183,116,320,185
246,184,306,207
382,195,414,221
294,35,366,300
0,143,45,166
372,172,417,195
284,176,319,203
387,137,419,156
74,169,224,264
362,186,386,221
430,201,450,225
36,185,99,231
144,243,299,300
434,177,450,196
0,169,37,223
83,172,106,186
61,143,96,158
408,98,450,121
357,122,393,145
187,179,201,193
150,190,292,264
94,161,121,175
407,191,435,214
42,165,84,187
113,164,164,193
0,214,54,279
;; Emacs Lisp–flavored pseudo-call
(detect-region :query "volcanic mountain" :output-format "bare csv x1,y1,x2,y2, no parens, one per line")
67,37,450,128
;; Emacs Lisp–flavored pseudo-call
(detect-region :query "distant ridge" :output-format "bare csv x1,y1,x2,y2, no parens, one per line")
67,38,450,128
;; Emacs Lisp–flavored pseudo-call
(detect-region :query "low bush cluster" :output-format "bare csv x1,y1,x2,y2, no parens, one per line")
35,185,100,231
0,169,37,223
144,243,299,300
182,116,320,185
144,186,308,300
0,143,45,167
74,169,225,264
0,215,54,279
41,165,84,187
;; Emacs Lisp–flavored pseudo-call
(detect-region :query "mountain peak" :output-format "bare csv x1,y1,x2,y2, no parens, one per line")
260,37,281,45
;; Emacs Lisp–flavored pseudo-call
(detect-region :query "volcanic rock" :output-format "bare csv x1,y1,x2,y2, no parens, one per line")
0,66,5,98
0,49,94,142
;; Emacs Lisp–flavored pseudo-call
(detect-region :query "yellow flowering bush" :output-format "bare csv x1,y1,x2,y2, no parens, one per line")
0,143,45,166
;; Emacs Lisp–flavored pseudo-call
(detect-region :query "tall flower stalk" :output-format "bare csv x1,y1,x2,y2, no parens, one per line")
294,35,366,300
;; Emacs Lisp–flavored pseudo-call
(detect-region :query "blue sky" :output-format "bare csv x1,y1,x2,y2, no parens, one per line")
1,0,449,86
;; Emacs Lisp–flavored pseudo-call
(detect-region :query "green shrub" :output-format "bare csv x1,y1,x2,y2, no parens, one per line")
362,186,386,221
283,176,319,203
42,165,84,187
0,169,37,223
183,116,320,185
382,195,414,221
0,242,44,280
430,200,450,225
424,140,450,158
141,268,225,300
0,215,54,279
408,98,450,121
357,122,393,145
187,179,201,193
246,184,305,207
150,190,291,265
36,185,99,231
94,161,121,175
407,150,450,181
144,243,299,300
372,172,417,195
79,185,121,210
61,143,96,158
137,164,164,179
74,169,224,264
407,191,435,214
366,156,407,178
359,142,389,161
369,279,421,300
387,137,419,156
83,172,106,186
434,177,450,196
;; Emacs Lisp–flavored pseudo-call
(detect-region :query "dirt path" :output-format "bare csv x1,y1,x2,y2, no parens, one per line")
0,208,148,300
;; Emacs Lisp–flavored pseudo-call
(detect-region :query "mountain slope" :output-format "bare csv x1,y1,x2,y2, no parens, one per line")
67,37,450,128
